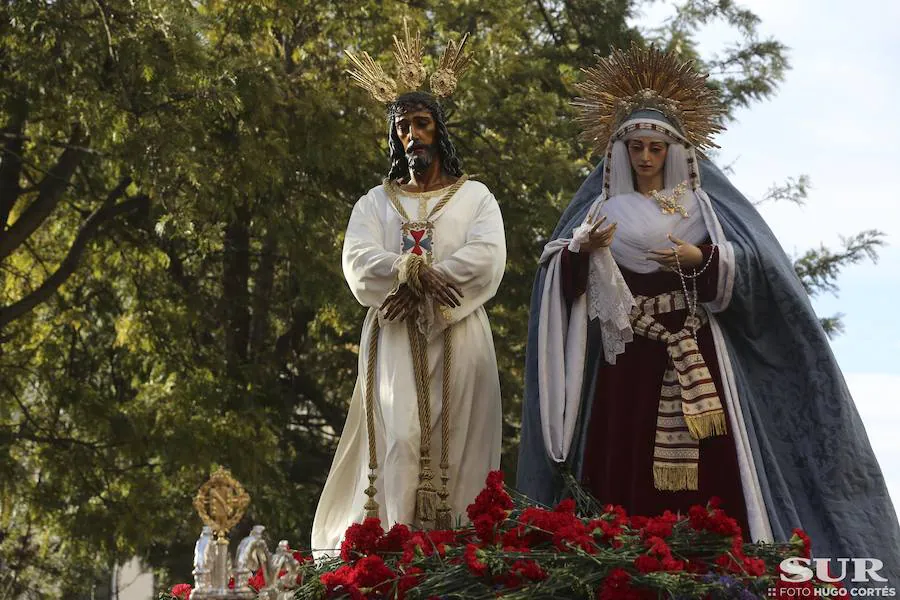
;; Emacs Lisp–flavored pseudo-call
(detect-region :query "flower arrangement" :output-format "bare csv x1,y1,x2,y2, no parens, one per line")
161,471,836,599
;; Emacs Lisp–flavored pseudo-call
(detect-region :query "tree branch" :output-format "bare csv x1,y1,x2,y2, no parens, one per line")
0,123,89,261
0,194,149,329
0,100,28,230
793,229,885,297
534,0,563,46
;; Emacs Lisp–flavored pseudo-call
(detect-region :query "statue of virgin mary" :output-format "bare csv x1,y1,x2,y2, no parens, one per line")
517,45,899,581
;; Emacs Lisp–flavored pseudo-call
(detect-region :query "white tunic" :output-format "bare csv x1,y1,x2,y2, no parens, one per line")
311,180,506,554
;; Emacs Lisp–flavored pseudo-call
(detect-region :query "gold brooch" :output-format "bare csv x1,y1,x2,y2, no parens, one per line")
649,181,690,218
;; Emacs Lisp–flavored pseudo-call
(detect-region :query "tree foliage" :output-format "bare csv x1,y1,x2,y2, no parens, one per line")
0,1,864,597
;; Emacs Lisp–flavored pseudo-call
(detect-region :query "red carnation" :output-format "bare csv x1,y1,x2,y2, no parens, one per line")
707,509,742,537
351,554,396,593
467,471,513,520
494,570,522,589
398,566,423,598
401,529,456,563
643,510,678,539
553,522,596,553
588,518,623,547
645,536,672,560
341,517,385,562
170,583,192,600
521,503,590,552
688,504,708,530
485,469,505,489
715,553,735,572
464,543,488,577
629,515,650,530
634,554,662,574
790,528,812,559
473,513,500,544
685,559,708,574
597,567,649,600
603,504,628,526
743,556,766,576
661,556,686,572
378,522,412,553
321,564,354,590
467,471,513,544
500,525,533,551
511,559,547,581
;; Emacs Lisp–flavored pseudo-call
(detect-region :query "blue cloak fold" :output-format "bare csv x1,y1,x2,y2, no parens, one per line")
516,160,900,581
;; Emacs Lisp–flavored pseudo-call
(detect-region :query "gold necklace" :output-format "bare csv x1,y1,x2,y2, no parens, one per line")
648,181,689,218
384,175,469,263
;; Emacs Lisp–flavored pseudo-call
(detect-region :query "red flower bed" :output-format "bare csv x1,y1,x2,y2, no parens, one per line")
164,472,841,599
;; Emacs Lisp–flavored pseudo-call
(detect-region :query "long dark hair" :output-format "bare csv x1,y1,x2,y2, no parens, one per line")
387,91,463,181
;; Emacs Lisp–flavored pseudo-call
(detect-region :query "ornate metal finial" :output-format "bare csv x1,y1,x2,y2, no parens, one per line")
193,467,251,539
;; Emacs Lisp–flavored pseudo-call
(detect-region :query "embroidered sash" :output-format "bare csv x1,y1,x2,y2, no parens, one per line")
630,291,727,491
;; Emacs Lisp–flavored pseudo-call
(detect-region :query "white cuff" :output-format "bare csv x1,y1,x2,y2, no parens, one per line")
567,222,593,253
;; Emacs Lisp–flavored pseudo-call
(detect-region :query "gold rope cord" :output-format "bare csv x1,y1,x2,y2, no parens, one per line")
435,326,453,528
407,319,438,522
384,175,469,224
361,176,464,527
406,254,425,296
364,320,381,518
361,313,455,526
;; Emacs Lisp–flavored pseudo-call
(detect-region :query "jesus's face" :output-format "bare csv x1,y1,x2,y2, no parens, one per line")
394,107,438,175
627,136,668,184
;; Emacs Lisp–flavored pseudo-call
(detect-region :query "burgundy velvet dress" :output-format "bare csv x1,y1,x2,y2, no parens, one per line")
561,245,750,533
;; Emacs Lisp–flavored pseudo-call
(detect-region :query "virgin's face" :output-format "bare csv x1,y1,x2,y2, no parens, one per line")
627,136,668,182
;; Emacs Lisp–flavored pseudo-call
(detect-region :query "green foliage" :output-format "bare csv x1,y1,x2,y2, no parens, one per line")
0,0,859,597
794,230,885,337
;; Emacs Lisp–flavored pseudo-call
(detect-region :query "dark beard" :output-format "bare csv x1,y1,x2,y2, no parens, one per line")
406,142,437,175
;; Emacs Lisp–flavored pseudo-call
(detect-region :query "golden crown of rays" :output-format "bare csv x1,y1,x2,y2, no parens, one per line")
573,44,726,154
345,22,473,103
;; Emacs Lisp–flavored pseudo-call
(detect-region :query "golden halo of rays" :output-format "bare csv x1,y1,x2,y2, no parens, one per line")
393,21,427,89
345,25,473,104
430,33,472,98
573,44,726,154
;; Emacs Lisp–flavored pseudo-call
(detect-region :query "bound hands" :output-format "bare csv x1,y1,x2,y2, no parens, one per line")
380,265,464,321
579,215,618,252
648,234,703,271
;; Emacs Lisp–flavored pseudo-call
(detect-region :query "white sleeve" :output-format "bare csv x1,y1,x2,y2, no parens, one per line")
342,192,402,308
431,192,506,323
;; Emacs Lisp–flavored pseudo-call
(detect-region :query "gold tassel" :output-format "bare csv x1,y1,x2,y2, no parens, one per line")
685,410,728,440
435,479,452,529
653,464,699,491
435,505,452,529
416,463,438,523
